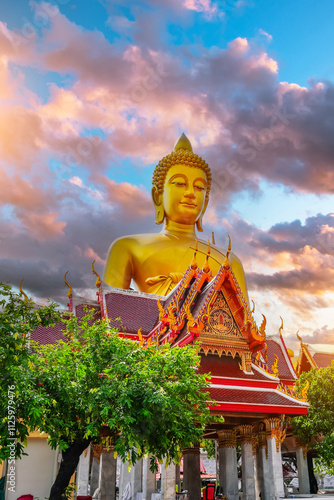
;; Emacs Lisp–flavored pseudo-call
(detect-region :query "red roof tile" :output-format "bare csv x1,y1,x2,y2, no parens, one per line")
199,354,272,381
313,352,334,368
208,387,306,408
266,339,296,380
105,292,160,334
31,322,66,345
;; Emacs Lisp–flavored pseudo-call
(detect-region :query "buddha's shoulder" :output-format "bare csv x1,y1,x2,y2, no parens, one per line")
108,233,167,252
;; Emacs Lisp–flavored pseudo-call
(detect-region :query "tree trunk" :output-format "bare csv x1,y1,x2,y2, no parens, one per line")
307,451,318,494
49,438,91,500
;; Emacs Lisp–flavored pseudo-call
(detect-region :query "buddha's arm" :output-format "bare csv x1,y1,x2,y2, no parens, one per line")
103,238,134,289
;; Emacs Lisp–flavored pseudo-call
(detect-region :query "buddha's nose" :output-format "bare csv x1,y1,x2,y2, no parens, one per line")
184,188,196,198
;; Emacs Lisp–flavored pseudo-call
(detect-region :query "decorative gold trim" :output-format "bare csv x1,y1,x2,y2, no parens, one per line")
92,260,101,288
237,424,253,444
19,279,29,303
217,429,237,448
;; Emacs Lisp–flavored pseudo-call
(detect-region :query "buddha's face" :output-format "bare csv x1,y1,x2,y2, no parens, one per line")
162,164,208,225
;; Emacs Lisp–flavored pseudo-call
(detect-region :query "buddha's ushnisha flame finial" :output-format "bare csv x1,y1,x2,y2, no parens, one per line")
279,316,284,337
203,240,211,273
64,271,73,299
19,279,28,304
223,235,232,269
92,260,101,288
174,132,193,152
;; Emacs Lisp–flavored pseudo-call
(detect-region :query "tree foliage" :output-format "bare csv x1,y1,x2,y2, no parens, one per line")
292,364,334,474
0,283,211,500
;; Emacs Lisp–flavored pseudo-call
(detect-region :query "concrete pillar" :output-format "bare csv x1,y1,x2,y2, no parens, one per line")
183,445,201,500
238,425,256,500
175,464,181,494
99,450,117,500
143,456,156,500
161,460,176,500
119,461,132,500
90,456,100,495
263,418,285,500
217,429,238,500
77,445,91,495
131,458,143,500
296,447,310,494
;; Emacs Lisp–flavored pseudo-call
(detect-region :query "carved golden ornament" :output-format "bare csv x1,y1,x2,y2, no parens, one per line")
223,235,231,269
146,337,151,348
185,303,195,328
239,352,252,373
300,380,309,400
202,240,211,273
64,271,72,299
19,279,29,303
279,316,284,337
294,437,310,460
92,260,101,288
167,304,177,328
271,354,279,377
212,232,215,245
252,434,259,455
217,429,237,448
250,300,255,314
157,298,165,321
262,342,268,364
255,351,261,362
259,314,267,336
152,133,212,205
237,424,253,444
137,328,145,347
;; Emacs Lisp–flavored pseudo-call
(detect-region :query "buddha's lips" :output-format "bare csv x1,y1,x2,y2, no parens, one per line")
180,202,197,208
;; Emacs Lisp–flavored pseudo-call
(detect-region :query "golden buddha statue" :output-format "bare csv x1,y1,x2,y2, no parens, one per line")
103,133,249,302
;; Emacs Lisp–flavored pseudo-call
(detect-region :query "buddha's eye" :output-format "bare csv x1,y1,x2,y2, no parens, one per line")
172,181,187,187
194,184,205,191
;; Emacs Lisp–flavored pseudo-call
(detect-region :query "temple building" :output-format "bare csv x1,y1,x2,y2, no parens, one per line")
1,135,314,500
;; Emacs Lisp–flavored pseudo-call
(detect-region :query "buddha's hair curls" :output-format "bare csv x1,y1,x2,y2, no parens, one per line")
152,148,212,202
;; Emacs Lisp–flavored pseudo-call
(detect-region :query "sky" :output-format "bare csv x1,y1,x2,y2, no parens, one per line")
1,0,334,355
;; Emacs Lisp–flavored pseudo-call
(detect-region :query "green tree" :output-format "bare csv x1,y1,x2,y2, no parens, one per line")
292,364,334,474
0,284,211,500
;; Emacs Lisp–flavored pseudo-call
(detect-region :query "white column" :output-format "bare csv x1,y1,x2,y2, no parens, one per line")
131,458,143,500
76,445,91,495
161,460,176,500
119,461,132,500
296,447,310,494
99,450,117,500
218,429,238,500
90,456,100,495
263,419,284,500
239,427,256,500
143,456,156,500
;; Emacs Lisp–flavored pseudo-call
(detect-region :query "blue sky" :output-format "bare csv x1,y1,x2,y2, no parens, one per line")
1,0,334,353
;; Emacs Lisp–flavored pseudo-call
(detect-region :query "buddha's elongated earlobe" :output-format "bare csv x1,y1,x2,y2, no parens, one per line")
196,198,208,232
152,185,165,225
196,217,203,232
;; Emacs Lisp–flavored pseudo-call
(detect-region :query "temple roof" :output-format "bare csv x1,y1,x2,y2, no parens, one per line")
266,337,297,381
312,352,334,368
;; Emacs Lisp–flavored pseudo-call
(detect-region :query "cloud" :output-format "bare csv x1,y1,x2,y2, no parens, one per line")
300,325,334,345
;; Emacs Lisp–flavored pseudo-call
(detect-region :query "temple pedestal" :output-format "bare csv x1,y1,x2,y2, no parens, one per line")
142,456,156,500
183,446,201,500
76,445,91,495
99,450,117,500
218,430,238,500
161,460,176,500
296,447,310,494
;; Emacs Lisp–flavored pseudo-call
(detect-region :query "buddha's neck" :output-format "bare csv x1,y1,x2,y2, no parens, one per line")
162,219,196,239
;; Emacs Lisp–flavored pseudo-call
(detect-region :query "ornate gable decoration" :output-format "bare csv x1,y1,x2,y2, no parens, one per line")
201,291,243,340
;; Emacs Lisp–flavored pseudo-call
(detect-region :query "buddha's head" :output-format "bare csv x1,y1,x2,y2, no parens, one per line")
151,134,212,232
